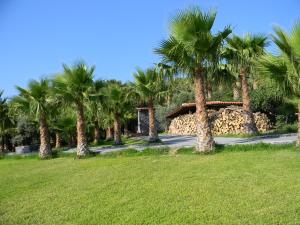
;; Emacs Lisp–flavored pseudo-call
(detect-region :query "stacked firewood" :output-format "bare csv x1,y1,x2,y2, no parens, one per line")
168,107,271,135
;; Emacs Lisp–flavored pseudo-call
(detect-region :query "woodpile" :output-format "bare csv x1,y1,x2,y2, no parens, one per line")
168,107,271,135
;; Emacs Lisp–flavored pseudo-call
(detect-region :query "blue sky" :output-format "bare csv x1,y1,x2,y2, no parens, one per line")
1,0,299,97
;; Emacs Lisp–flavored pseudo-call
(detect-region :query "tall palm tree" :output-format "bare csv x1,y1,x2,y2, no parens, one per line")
15,79,52,159
258,21,300,146
53,62,94,157
226,34,268,134
134,68,164,142
155,6,231,152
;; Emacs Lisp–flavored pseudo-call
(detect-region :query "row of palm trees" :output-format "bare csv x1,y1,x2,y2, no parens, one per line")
1,6,299,158
8,63,164,159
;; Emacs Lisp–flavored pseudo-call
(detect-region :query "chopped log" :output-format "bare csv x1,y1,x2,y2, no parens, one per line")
168,107,271,135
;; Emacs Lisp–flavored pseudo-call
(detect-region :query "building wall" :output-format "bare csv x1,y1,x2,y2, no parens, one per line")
137,110,163,134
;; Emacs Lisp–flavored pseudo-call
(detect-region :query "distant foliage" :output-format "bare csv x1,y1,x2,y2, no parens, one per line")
250,84,296,124
12,118,38,146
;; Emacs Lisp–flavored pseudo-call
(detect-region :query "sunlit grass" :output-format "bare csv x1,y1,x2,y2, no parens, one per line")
1,144,300,224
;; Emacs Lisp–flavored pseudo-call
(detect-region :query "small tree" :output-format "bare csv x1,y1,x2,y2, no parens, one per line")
226,34,269,134
53,62,94,157
133,68,164,142
15,79,52,159
86,80,105,145
104,82,131,145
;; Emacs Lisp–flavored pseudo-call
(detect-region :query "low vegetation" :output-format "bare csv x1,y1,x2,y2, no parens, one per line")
1,144,300,225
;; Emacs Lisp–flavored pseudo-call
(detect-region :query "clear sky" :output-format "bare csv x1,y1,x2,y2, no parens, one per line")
1,0,299,97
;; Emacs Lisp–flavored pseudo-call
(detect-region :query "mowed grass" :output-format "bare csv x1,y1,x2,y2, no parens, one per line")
1,144,300,224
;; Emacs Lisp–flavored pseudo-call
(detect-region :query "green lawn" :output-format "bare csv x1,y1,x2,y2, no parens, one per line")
89,136,147,148
1,145,300,225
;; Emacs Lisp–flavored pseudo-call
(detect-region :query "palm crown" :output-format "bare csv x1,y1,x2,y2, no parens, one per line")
226,34,269,69
133,68,164,103
155,7,231,75
104,83,131,116
258,21,300,96
53,62,95,104
15,79,51,119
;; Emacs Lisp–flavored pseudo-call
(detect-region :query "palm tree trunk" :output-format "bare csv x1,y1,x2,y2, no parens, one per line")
207,81,212,100
39,112,51,159
232,82,241,100
124,122,129,138
194,68,214,152
296,100,300,148
55,132,61,149
148,100,159,142
240,68,258,134
106,127,113,141
114,114,122,145
76,102,89,157
93,120,100,145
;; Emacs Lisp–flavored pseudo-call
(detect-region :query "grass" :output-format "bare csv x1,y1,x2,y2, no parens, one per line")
1,144,300,224
274,123,298,134
89,136,147,148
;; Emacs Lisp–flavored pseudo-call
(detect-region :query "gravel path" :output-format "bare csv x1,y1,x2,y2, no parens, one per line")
64,133,297,154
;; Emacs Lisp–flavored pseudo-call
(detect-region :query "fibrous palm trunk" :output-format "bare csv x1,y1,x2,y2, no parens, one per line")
296,100,300,148
194,68,214,152
93,120,100,145
76,102,89,157
148,100,159,142
232,82,241,100
106,127,113,141
39,112,52,159
114,114,122,145
55,132,61,149
240,69,258,134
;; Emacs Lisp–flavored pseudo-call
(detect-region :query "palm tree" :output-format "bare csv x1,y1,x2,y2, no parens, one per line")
257,21,300,146
104,82,131,145
15,79,52,159
156,63,178,106
155,6,231,152
133,68,164,142
221,49,242,100
53,62,94,157
102,113,114,141
226,34,268,134
87,80,105,145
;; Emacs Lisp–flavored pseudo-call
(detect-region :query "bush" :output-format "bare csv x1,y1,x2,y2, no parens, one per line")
12,118,39,146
